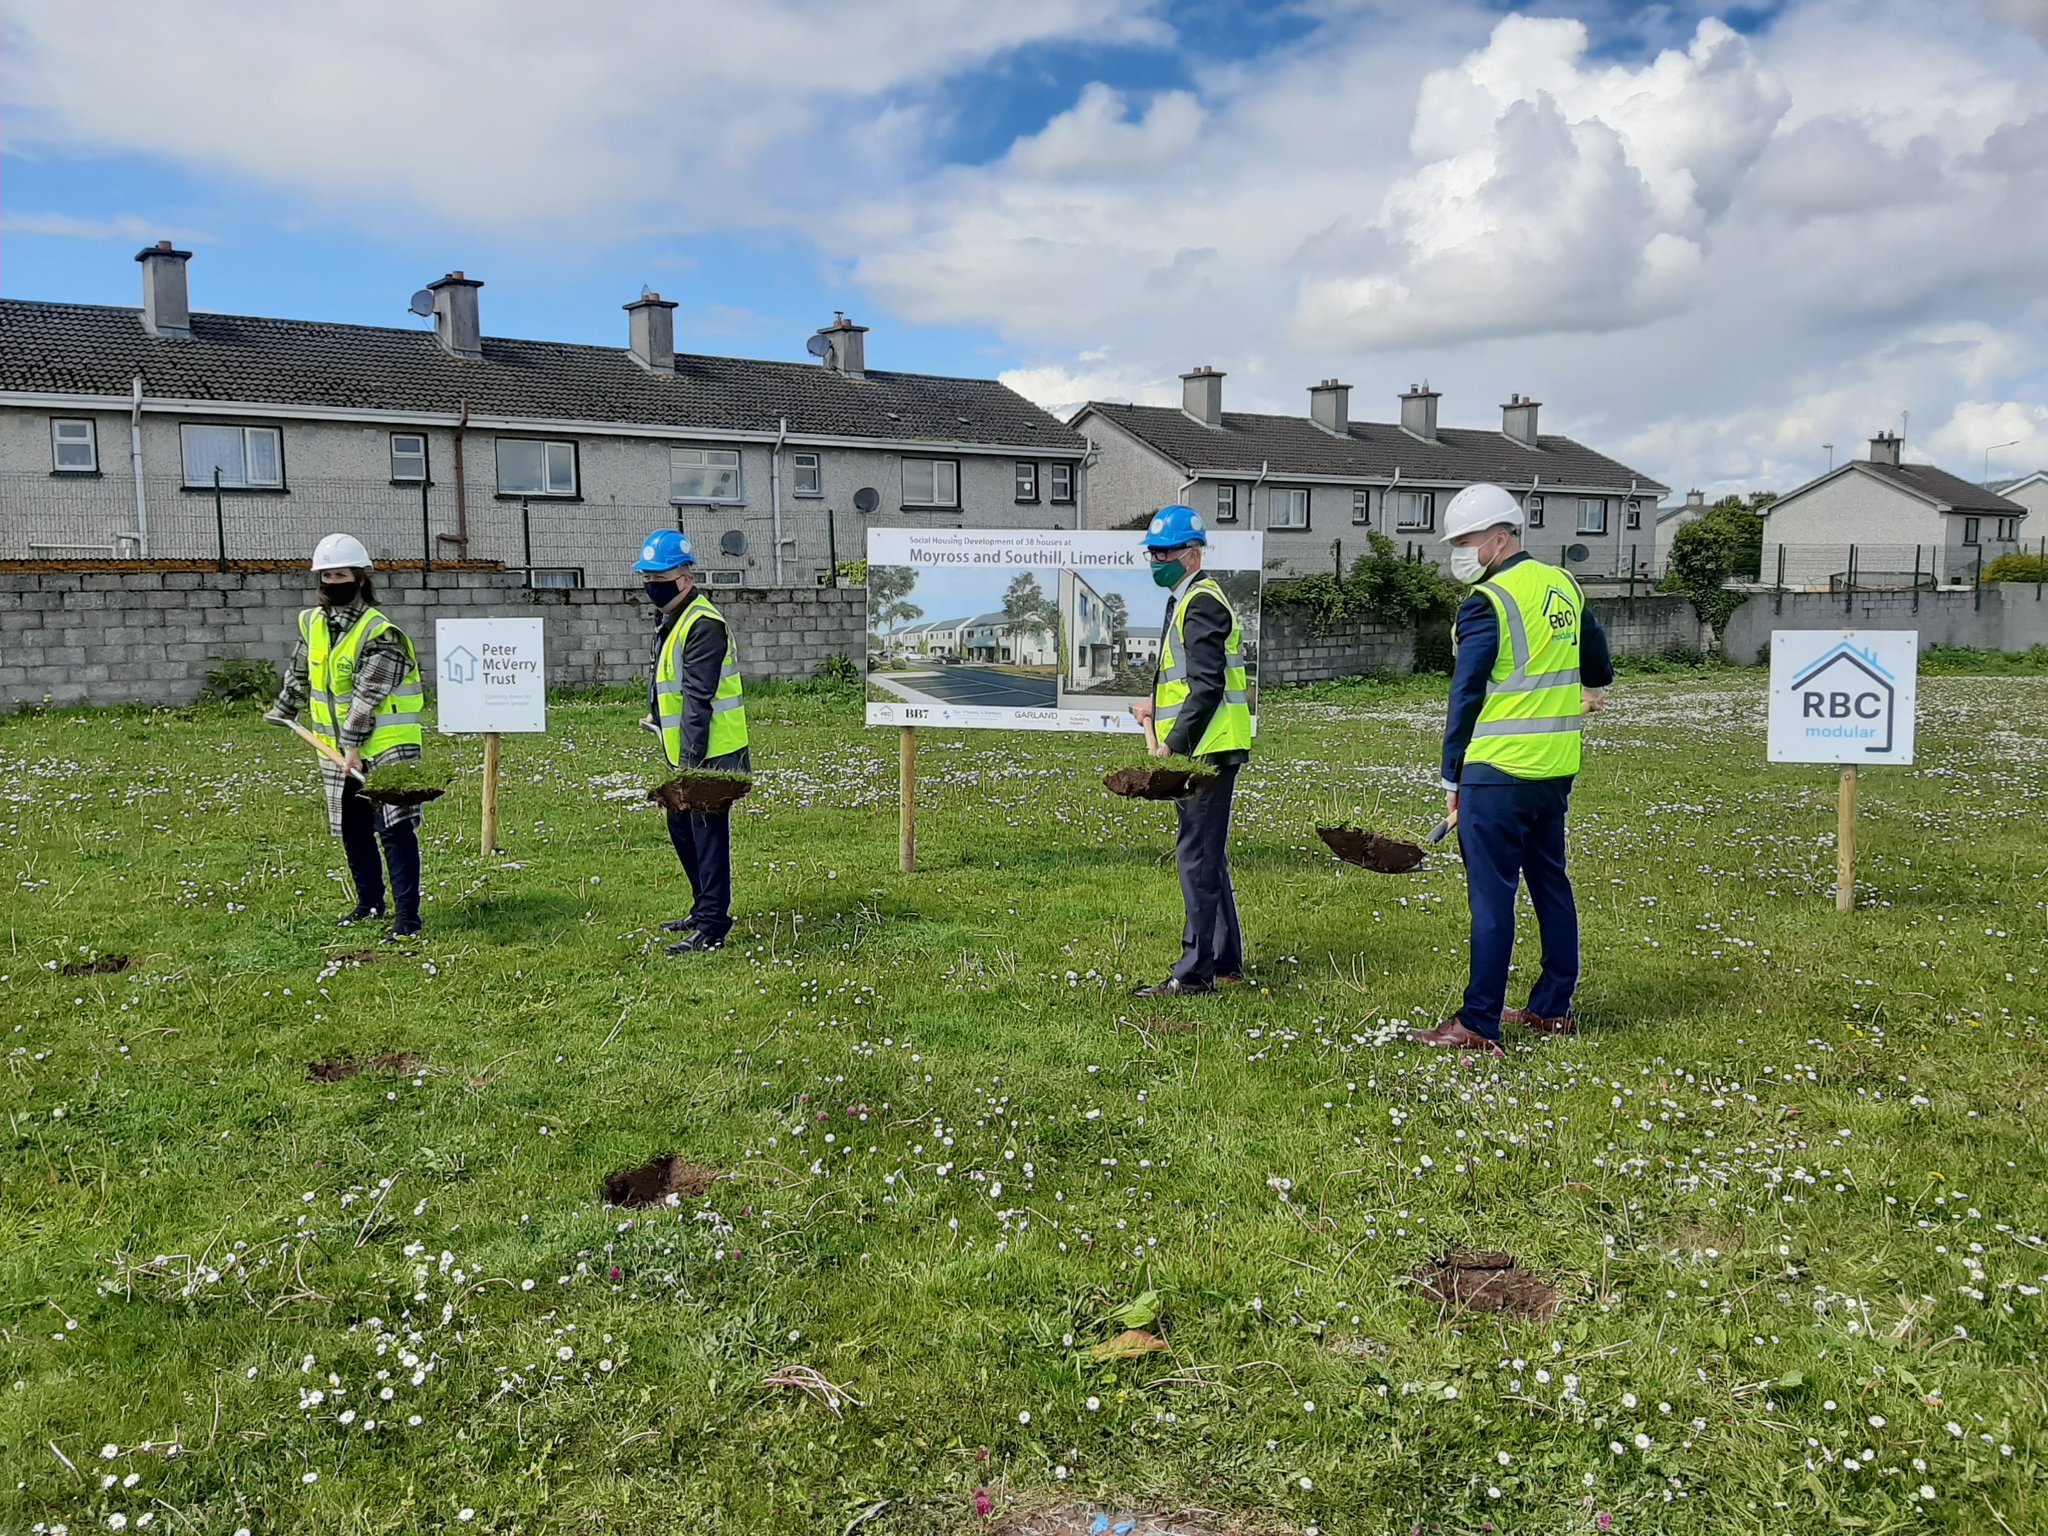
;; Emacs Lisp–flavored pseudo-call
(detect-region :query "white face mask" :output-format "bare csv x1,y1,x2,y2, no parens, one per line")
1449,545,1488,584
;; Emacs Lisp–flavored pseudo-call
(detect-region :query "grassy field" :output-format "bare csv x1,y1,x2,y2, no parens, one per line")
3,667,2045,1535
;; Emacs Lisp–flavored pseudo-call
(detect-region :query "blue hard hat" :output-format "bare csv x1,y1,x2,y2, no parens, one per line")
1143,503,1207,550
634,528,696,572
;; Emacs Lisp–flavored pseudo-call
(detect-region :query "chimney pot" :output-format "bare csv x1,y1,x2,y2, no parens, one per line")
134,241,194,338
1180,365,1226,428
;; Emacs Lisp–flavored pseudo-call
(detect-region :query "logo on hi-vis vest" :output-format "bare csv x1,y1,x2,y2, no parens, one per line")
1540,586,1580,633
332,655,356,689
1791,643,1897,753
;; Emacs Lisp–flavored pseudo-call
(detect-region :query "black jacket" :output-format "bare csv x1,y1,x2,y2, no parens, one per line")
1157,584,1250,765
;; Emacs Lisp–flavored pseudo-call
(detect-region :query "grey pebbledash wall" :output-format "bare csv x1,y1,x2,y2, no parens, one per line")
1718,584,2048,663
0,569,868,709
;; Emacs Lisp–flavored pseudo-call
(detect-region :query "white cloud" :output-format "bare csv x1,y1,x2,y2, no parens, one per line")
998,348,1179,422
0,211,211,242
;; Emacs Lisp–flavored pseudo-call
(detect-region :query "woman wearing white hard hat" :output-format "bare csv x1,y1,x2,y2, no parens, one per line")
263,533,428,941
1408,484,1612,1055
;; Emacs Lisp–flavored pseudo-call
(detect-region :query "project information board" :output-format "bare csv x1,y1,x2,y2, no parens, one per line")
863,527,1265,733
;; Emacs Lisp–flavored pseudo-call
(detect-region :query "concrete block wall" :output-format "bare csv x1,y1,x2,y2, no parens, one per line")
1258,606,1417,685
1719,584,2048,664
0,569,868,708
1584,593,1707,657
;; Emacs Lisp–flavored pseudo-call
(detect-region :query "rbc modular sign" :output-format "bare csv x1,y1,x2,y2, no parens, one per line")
1767,630,1917,765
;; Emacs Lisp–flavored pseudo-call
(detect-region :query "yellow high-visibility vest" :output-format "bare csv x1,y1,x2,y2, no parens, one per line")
655,594,748,768
1464,557,1583,779
302,607,423,759
1153,576,1251,758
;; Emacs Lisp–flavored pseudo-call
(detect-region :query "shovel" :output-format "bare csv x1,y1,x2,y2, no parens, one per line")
1318,817,1452,874
283,718,367,783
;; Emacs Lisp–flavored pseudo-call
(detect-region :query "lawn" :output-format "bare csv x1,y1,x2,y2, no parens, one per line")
3,668,2045,1535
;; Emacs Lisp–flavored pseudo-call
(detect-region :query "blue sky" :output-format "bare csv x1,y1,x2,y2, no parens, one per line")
4,0,2045,493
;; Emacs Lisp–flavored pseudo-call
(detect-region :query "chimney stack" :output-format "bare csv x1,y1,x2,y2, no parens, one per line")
625,292,678,374
135,241,192,338
1685,487,1706,509
1501,392,1541,446
1181,365,1225,428
1866,430,1902,468
428,271,484,360
815,314,869,378
1400,382,1441,441
1308,378,1350,436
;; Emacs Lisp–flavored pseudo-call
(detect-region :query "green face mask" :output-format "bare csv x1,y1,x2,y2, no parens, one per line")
1150,558,1186,589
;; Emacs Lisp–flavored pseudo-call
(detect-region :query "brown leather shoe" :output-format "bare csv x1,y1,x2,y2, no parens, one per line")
1503,1007,1577,1035
1216,973,1244,986
1406,1019,1505,1056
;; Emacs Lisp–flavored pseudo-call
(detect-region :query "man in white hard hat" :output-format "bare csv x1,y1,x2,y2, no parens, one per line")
1409,484,1612,1056
264,534,428,941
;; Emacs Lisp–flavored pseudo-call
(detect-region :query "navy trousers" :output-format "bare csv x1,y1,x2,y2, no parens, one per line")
1457,774,1579,1040
666,808,733,942
1170,763,1244,986
338,779,421,927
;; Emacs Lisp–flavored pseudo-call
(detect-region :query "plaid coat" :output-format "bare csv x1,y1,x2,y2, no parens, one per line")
272,598,424,836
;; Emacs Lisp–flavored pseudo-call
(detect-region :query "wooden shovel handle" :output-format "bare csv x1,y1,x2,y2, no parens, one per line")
286,718,367,783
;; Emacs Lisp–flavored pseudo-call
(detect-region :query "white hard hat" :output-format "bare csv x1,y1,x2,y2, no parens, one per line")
311,533,373,572
1439,483,1526,543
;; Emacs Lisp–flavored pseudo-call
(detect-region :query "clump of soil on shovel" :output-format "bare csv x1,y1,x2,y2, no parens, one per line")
308,1052,426,1083
602,1153,724,1208
59,953,131,977
648,771,753,815
359,762,450,808
1103,760,1217,801
1412,1250,1560,1322
1318,825,1426,873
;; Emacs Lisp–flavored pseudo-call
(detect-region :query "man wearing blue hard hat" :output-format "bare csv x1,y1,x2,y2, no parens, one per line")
1128,503,1253,998
635,528,750,954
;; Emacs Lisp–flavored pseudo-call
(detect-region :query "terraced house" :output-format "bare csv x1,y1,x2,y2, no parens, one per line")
0,243,1087,586
1075,368,1667,580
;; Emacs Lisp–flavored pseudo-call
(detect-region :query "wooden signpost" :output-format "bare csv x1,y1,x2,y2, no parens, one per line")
437,617,547,854
900,727,917,873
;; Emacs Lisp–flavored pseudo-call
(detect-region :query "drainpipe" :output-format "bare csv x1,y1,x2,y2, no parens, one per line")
1247,458,1270,531
770,416,788,586
452,399,472,561
129,375,150,556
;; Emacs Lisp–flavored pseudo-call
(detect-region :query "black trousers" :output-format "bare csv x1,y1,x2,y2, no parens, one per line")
1170,762,1243,985
666,808,733,941
339,779,421,926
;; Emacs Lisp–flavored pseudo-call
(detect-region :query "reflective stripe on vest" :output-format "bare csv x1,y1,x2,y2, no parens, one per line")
1463,559,1583,779
303,607,424,759
656,594,749,768
1152,577,1252,758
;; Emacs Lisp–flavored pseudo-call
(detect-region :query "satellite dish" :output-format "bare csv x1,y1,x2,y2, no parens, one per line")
408,289,436,318
719,529,747,557
853,486,880,514
806,334,832,359
1565,543,1590,563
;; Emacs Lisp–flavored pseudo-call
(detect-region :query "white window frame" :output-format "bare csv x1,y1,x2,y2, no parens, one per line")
181,423,284,488
1351,487,1371,526
51,418,98,473
1394,489,1434,531
1577,497,1608,535
1050,461,1075,503
1995,516,2017,542
705,568,745,587
902,457,960,508
792,451,823,498
1625,499,1642,531
1526,494,1545,530
496,438,578,498
1962,516,1981,546
390,432,428,483
1214,484,1237,523
1014,461,1039,502
670,444,743,504
1268,486,1309,530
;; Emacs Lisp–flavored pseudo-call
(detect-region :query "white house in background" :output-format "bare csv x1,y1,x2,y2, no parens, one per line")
1761,431,2028,589
894,619,939,655
1654,488,1710,572
1989,471,2048,527
1121,624,1163,667
917,617,969,656
1060,570,1117,684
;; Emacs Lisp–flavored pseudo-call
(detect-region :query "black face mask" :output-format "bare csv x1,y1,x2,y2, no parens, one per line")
319,579,359,607
643,579,682,609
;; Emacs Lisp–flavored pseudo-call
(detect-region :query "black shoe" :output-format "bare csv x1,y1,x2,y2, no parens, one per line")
664,932,726,955
338,904,387,928
658,919,697,934
1132,977,1215,998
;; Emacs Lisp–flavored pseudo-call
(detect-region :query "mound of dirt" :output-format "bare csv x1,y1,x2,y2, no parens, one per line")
1412,1250,1559,1322
59,954,131,977
308,1052,426,1083
1318,826,1425,873
648,773,753,815
602,1153,723,1208
1103,765,1216,801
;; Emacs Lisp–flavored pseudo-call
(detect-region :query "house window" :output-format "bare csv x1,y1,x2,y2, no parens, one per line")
1050,462,1074,503
182,424,283,488
1351,488,1371,526
1963,517,1981,546
1996,517,2018,541
1394,489,1434,531
1526,494,1545,530
1625,498,1642,531
390,433,428,483
705,568,744,587
497,438,578,497
1214,484,1237,523
1014,462,1039,503
1577,497,1608,535
51,418,98,473
902,458,959,507
671,445,742,503
792,451,822,497
1268,487,1309,529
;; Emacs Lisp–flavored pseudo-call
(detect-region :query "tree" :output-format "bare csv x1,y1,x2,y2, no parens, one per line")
1665,499,1769,642
1001,572,1059,660
866,565,922,650
1103,592,1130,660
